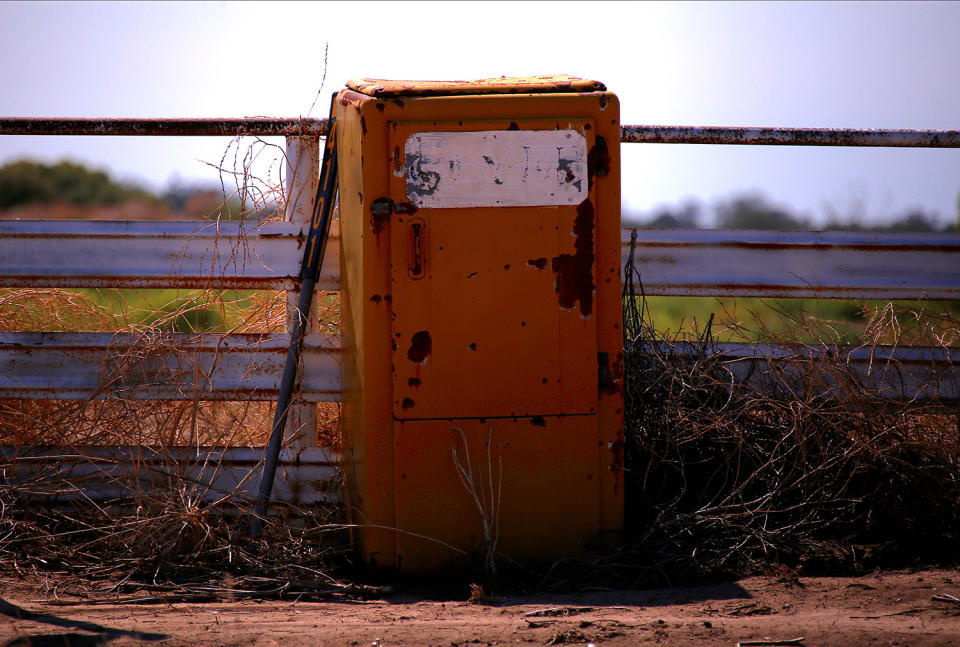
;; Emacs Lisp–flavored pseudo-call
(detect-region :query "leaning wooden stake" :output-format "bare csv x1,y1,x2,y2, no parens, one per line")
250,96,339,537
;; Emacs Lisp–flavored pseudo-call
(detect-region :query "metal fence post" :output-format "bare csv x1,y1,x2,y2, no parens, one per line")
283,135,321,450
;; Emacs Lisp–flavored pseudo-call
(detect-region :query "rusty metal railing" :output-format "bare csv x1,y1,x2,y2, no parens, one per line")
0,117,330,137
0,125,337,507
0,118,957,390
620,125,960,147
1,113,959,511
0,219,339,290
3,117,960,148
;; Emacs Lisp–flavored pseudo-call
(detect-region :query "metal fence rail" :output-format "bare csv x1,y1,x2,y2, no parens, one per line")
0,117,330,137
1,225,955,402
0,219,339,290
4,220,957,300
622,228,960,300
643,341,958,403
3,118,959,148
2,114,958,508
0,130,331,503
620,125,960,147
2,445,339,505
0,332,341,401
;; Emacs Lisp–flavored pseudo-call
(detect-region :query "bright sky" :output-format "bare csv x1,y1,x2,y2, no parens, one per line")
1,1,958,226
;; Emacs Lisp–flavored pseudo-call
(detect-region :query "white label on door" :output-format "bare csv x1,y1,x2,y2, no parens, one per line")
404,130,587,209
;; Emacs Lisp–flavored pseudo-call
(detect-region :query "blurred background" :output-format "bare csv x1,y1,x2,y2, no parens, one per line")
0,0,957,230
1,1,958,343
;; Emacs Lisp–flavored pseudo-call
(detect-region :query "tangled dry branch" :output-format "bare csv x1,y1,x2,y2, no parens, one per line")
543,236,959,590
0,150,348,598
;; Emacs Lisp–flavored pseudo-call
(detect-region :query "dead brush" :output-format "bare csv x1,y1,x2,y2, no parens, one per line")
0,142,348,596
542,247,959,590
0,478,352,598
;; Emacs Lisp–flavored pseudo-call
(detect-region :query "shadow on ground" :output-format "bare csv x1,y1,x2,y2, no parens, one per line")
0,598,167,647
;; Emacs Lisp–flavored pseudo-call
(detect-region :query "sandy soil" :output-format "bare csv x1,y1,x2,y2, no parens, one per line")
2,569,959,646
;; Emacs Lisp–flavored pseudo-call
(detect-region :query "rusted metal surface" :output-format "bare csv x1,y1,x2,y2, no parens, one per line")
1,445,340,505
339,87,624,572
0,117,328,137
623,228,960,300
0,332,341,401
620,125,960,148
2,117,958,147
346,75,605,98
642,341,958,402
0,219,339,290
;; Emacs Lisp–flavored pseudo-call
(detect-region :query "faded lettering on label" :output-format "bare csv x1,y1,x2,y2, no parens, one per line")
404,130,587,209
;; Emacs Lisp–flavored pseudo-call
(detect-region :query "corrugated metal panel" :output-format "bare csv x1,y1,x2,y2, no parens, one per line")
0,220,339,290
1,445,340,505
0,332,341,401
623,228,960,300
633,341,958,402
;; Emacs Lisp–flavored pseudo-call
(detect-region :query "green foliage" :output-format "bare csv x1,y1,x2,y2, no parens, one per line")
715,193,809,230
0,159,157,209
632,200,702,228
0,159,274,220
68,288,269,334
876,210,941,233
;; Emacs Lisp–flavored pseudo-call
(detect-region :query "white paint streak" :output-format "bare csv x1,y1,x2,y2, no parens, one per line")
404,130,587,209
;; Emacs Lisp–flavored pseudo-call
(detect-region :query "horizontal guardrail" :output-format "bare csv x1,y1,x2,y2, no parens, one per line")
0,445,340,505
3,222,958,299
0,332,341,401
0,220,339,291
2,330,954,404
0,224,956,403
622,228,960,300
643,341,958,402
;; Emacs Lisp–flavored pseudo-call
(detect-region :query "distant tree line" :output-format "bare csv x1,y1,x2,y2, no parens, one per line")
627,191,960,233
2,159,956,231
0,160,158,210
0,159,268,220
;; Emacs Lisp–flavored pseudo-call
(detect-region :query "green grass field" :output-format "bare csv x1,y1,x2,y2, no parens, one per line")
3,286,957,348
635,296,960,346
1,288,280,334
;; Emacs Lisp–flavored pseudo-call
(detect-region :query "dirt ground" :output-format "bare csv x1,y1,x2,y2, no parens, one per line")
2,569,959,647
